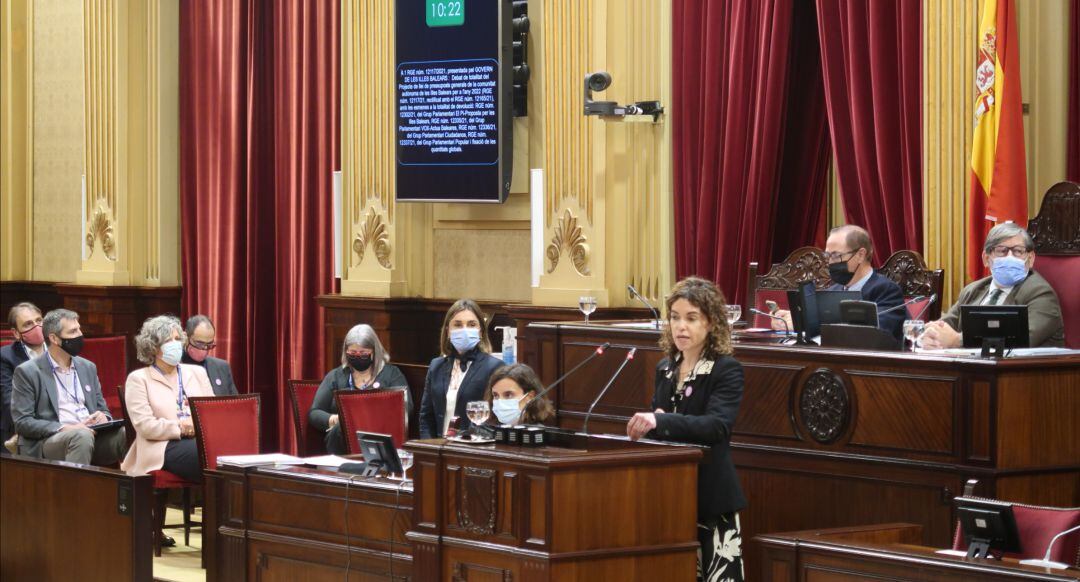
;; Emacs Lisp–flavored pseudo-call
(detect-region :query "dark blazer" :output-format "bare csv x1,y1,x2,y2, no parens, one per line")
308,363,412,432
1,341,37,442
828,270,907,341
11,353,111,458
419,351,503,438
649,355,746,521
940,271,1065,348
181,353,238,396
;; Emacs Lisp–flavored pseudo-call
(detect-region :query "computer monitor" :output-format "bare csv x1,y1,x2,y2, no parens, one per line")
786,281,820,344
342,431,404,477
960,305,1029,356
817,290,861,325
955,496,1021,560
839,299,879,328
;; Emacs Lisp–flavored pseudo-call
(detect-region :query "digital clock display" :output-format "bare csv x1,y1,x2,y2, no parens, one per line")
426,0,464,27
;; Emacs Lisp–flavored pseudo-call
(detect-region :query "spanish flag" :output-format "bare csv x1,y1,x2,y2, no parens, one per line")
968,0,1028,281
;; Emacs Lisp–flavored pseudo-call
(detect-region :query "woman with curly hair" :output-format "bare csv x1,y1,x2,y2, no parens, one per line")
626,276,746,582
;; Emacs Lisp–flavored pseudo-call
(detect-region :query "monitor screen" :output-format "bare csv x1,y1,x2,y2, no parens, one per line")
817,290,861,325
355,431,404,475
955,496,1022,559
960,305,1029,349
395,0,514,202
787,281,820,340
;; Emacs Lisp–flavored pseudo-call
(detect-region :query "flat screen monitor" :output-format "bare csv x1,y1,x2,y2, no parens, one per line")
355,431,404,476
817,290,861,325
395,0,515,202
960,305,1029,351
955,496,1021,559
839,300,879,328
786,281,820,342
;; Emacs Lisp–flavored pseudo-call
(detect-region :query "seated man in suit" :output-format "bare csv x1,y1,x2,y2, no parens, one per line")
922,223,1065,349
773,225,908,340
2,302,47,447
11,308,125,465
180,314,238,396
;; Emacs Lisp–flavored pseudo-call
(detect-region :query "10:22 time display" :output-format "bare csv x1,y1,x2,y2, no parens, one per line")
426,0,465,27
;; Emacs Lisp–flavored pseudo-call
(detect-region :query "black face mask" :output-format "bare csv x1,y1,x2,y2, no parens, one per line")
828,261,855,287
57,335,85,358
347,354,373,372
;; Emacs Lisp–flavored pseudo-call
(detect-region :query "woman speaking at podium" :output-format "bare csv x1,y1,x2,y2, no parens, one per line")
627,277,746,582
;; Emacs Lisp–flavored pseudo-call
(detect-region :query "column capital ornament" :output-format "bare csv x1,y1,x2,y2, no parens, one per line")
546,209,590,276
86,203,117,261
352,208,393,269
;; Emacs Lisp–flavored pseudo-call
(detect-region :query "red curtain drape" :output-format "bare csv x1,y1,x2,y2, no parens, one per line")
816,0,923,262
180,0,339,452
673,0,832,304
1069,0,1080,182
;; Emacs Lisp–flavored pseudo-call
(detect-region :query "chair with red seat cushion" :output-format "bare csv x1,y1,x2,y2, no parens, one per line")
744,247,831,328
118,384,198,556
334,389,407,453
189,394,261,471
1028,181,1080,348
879,250,944,321
80,335,128,419
288,379,324,457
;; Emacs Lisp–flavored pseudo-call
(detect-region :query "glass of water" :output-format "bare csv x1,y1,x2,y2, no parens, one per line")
725,304,742,324
903,320,925,352
466,400,490,427
579,296,598,324
398,450,413,481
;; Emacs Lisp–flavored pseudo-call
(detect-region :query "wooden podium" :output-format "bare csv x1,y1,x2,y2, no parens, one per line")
405,431,704,581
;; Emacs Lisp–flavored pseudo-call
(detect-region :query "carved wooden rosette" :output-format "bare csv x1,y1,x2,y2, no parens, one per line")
352,209,392,269
546,208,590,276
797,368,851,444
85,203,117,261
757,247,831,290
880,250,934,296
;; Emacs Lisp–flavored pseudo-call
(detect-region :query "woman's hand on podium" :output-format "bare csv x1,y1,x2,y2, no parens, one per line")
627,409,663,440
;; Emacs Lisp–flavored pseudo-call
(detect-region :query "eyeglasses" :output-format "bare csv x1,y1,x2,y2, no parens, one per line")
190,340,216,350
824,250,857,264
988,245,1031,259
345,349,372,357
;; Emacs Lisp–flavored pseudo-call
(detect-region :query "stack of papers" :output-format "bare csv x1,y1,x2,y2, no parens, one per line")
302,455,353,468
217,453,305,467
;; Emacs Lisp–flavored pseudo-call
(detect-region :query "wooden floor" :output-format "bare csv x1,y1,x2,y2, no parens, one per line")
154,507,204,582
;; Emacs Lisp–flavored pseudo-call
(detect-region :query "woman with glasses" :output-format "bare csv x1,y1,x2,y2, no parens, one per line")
309,323,411,455
922,223,1065,348
418,299,503,438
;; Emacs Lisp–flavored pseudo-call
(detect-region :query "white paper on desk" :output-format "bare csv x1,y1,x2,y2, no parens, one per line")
302,455,353,467
217,453,305,467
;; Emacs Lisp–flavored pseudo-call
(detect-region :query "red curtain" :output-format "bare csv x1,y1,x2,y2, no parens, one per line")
1069,0,1080,182
180,0,339,452
816,0,923,262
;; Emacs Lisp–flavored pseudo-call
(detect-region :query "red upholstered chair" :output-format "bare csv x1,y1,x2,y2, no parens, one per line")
879,250,944,321
288,379,324,456
190,394,261,471
81,335,128,419
744,247,831,328
118,384,199,556
1028,181,1080,348
334,389,407,453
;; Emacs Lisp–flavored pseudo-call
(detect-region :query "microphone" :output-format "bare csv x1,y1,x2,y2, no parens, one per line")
910,293,938,321
627,284,661,330
1019,523,1080,570
749,308,791,336
877,295,928,316
521,342,611,417
582,347,637,435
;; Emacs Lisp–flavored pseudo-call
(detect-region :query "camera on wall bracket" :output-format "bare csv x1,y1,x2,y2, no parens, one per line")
583,71,664,122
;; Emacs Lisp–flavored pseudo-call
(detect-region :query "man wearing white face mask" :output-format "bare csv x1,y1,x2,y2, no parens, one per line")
923,223,1065,349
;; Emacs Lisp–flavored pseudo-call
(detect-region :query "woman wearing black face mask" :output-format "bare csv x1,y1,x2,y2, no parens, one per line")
309,324,411,455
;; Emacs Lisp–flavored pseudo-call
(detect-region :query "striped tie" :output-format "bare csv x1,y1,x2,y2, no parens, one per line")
987,288,1004,306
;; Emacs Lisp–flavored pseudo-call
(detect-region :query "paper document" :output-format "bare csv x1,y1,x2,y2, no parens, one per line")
217,453,305,467
302,455,354,467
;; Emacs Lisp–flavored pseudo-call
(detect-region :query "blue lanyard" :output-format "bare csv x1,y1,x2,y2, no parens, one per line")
52,366,84,406
346,368,374,390
154,364,186,413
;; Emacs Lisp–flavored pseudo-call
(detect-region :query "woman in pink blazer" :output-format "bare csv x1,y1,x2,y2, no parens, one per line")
121,315,213,482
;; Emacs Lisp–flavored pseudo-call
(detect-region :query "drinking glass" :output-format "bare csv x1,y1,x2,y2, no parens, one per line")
578,296,598,324
466,400,490,427
725,305,742,324
398,450,414,481
903,320,925,352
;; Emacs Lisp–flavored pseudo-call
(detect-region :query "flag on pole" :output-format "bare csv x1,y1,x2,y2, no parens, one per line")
968,0,1028,281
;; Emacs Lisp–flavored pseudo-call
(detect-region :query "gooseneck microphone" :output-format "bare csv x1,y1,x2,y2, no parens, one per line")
627,284,661,330
910,294,938,321
582,347,637,435
878,294,934,317
749,308,792,336
521,342,611,417
1019,523,1080,570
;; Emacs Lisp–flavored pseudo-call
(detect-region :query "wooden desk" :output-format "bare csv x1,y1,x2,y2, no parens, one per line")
0,453,153,582
756,523,1080,581
405,432,704,581
204,464,413,581
521,321,1080,566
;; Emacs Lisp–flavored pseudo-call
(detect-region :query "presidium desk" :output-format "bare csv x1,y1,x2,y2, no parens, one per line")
517,320,1080,568
205,433,703,581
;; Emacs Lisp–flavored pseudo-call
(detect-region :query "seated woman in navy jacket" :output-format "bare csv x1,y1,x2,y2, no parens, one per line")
627,277,747,582
418,299,503,438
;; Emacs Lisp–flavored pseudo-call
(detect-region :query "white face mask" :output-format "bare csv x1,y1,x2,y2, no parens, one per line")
161,340,184,367
492,396,524,425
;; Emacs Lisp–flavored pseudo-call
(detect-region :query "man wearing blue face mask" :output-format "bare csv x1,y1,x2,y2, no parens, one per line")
418,299,503,438
923,223,1065,349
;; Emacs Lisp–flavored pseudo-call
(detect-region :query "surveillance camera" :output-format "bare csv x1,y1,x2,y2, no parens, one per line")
586,71,612,92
